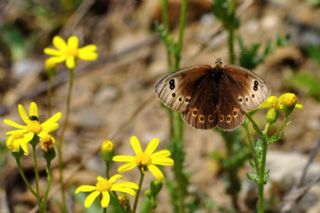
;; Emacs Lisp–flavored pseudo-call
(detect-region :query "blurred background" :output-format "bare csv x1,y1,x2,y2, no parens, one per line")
0,0,320,212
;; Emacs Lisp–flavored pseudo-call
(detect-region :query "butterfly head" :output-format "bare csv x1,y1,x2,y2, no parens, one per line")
215,58,223,67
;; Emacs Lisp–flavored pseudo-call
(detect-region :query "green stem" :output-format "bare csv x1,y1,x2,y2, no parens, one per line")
105,161,110,179
15,158,37,197
32,145,44,212
160,0,171,67
257,135,267,213
43,161,52,212
246,113,264,137
58,68,75,210
174,0,187,71
133,170,145,213
242,124,259,171
47,74,53,116
228,26,235,64
103,207,107,213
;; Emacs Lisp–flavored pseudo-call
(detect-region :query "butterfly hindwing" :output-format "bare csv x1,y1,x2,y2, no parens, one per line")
215,75,246,130
155,65,212,112
182,75,219,129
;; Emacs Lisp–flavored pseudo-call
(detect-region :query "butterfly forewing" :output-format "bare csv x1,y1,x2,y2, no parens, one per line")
223,65,271,111
155,65,212,112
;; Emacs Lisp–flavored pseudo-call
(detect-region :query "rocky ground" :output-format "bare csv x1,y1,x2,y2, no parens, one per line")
0,0,320,212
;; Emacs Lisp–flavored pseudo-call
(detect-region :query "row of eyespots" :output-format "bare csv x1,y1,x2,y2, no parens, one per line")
171,93,191,104
219,107,240,123
190,108,215,123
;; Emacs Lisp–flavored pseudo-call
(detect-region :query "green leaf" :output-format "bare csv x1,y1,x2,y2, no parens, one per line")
247,173,259,183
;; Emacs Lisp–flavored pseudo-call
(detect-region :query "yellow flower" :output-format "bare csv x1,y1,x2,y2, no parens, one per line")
259,93,303,110
113,136,174,180
75,174,138,209
44,35,98,69
6,133,34,155
39,132,56,152
3,102,61,147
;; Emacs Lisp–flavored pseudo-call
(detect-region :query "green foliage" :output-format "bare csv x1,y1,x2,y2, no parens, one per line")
306,44,320,65
0,24,29,61
140,181,163,212
238,34,289,70
212,0,239,30
306,0,320,7
0,143,8,171
287,73,320,101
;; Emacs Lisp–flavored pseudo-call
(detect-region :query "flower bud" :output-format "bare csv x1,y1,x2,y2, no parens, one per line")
278,93,298,117
101,140,114,162
266,108,278,124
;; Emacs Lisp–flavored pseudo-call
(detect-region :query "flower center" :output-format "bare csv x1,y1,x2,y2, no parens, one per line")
96,179,112,192
64,48,78,57
136,153,151,166
27,121,42,133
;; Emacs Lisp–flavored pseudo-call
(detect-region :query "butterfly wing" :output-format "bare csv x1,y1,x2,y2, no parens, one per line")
181,74,220,129
155,65,212,112
222,65,271,111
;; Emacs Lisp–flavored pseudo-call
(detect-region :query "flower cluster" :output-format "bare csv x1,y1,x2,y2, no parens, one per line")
76,136,174,209
3,102,61,155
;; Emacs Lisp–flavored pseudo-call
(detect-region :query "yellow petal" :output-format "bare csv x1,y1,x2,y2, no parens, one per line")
41,112,62,128
147,164,164,180
130,136,143,155
44,48,62,56
295,104,303,109
3,119,25,129
101,191,110,208
113,182,138,189
117,162,137,172
42,123,59,133
78,50,98,60
53,36,67,50
145,138,159,154
29,102,38,117
79,44,97,52
49,56,67,63
113,155,135,162
97,176,105,182
109,174,123,184
152,150,171,158
20,140,30,155
84,191,100,208
24,132,34,142
5,129,26,135
75,185,96,193
111,186,136,196
68,36,79,49
18,104,30,124
66,57,75,69
152,157,174,166
259,96,278,109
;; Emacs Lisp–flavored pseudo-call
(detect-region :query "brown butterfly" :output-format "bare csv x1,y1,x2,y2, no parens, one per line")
154,58,271,131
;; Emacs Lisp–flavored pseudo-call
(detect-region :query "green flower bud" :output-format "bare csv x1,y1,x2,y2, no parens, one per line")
266,108,278,124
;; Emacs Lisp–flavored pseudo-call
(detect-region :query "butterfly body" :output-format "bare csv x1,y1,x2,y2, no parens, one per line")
155,59,270,131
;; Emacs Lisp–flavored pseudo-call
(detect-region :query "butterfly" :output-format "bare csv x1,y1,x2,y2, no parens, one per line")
154,58,271,131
